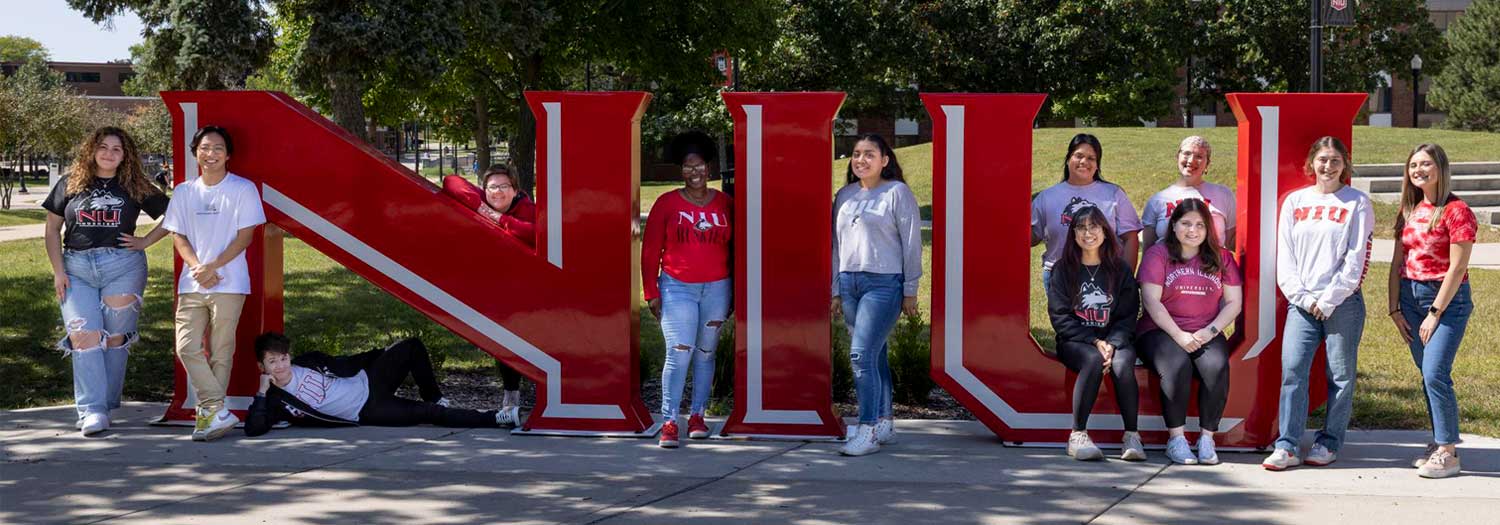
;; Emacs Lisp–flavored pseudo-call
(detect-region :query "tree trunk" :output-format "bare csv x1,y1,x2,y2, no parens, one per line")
510,52,544,195
472,88,491,186
327,71,369,142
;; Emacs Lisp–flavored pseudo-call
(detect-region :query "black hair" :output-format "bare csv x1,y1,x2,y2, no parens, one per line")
1051,206,1127,306
844,133,905,186
191,125,234,155
1060,133,1104,183
1164,198,1223,275
254,332,291,362
667,130,718,165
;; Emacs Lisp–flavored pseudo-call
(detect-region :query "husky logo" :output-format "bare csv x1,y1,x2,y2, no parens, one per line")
82,191,124,210
1074,279,1112,327
1059,197,1097,225
694,218,712,232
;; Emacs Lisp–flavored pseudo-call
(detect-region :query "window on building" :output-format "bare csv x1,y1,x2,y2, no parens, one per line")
119,72,135,84
65,72,102,83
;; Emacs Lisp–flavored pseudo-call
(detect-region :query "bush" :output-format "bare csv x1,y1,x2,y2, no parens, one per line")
888,314,934,405
1429,0,1500,132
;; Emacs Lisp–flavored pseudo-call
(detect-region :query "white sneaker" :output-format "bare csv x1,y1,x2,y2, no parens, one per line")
1067,431,1104,461
1262,448,1302,471
1417,449,1461,479
190,407,211,441
874,418,896,444
1305,443,1337,466
1120,431,1146,461
1197,434,1220,465
1166,435,1198,465
435,397,452,408
1412,442,1440,468
840,424,880,456
200,407,239,441
495,408,517,428
80,413,109,436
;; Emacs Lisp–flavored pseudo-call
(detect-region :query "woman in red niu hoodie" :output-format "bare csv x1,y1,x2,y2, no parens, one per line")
440,165,536,425
642,131,732,448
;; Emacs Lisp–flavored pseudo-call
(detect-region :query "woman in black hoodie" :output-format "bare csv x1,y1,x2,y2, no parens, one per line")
1047,206,1143,462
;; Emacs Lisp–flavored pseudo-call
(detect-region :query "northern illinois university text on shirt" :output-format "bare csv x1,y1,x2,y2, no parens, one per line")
641,189,733,301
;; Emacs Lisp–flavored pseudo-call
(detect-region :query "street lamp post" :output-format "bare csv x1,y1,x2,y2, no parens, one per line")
1410,54,1424,129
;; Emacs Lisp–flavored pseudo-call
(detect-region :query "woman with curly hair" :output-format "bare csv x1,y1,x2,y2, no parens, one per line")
43,126,171,436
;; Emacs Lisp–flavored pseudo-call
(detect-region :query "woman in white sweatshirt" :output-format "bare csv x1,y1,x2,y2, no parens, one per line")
1263,136,1374,471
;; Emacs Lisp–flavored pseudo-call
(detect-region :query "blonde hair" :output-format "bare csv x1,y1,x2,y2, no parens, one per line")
1398,143,1451,233
64,127,159,203
1179,135,1212,162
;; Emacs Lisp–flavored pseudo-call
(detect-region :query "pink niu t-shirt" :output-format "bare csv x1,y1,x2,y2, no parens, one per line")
1136,243,1242,334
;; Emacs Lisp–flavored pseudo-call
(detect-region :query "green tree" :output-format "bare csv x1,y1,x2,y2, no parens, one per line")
68,0,274,90
124,102,172,156
0,35,50,63
1429,0,1500,131
0,70,103,208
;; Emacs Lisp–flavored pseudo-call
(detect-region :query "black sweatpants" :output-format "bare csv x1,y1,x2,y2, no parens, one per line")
1057,341,1140,432
357,338,498,428
497,362,522,391
1136,330,1230,432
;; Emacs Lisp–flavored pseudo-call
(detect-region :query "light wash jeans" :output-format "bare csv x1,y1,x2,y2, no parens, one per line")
58,247,147,419
1400,280,1473,445
839,271,902,425
1275,291,1364,453
657,274,730,419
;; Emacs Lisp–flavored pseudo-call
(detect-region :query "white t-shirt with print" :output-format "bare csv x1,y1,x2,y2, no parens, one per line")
285,365,370,422
1141,181,1237,248
1030,180,1142,269
161,172,267,294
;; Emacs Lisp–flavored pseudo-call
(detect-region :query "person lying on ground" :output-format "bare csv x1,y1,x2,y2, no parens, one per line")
245,332,509,436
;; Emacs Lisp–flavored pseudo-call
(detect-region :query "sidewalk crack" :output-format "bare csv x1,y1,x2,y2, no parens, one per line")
583,442,808,524
1085,462,1170,524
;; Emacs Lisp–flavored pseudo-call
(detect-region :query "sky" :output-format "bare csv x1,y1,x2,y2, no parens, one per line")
0,1,145,63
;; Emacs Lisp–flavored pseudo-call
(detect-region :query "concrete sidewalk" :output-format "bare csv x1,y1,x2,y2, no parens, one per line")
3,403,1497,524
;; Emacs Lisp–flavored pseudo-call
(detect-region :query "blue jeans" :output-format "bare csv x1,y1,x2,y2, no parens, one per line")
1276,291,1364,453
58,248,147,419
839,271,902,425
1400,280,1472,445
657,274,730,419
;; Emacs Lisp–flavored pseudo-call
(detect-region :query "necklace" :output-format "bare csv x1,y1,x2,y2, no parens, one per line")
1084,264,1101,282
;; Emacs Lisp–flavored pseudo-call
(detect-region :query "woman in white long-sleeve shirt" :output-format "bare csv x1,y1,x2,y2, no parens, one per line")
830,133,922,457
1263,136,1374,471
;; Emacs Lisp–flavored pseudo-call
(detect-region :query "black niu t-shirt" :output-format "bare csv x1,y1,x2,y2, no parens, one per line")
43,176,170,251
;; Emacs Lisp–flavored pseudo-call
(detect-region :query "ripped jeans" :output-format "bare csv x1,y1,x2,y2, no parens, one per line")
839,271,902,426
58,247,147,419
657,274,730,420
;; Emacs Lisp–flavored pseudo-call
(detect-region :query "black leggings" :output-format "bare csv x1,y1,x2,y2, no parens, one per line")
1136,330,1230,432
497,362,522,391
1057,341,1139,432
358,338,498,428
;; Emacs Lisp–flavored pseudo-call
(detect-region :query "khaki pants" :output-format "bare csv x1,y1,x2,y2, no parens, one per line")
174,293,247,414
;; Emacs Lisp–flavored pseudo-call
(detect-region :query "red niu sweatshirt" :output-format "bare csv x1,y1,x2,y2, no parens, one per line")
641,189,733,301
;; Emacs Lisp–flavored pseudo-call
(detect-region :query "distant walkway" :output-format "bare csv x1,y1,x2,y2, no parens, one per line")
2,402,1497,524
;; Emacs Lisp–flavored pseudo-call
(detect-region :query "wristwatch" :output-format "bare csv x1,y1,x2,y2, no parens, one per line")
1208,325,1220,335
1428,305,1442,316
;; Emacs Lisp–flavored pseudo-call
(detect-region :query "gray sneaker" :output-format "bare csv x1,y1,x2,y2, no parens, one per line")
1120,431,1147,461
1417,450,1461,479
874,418,896,444
1412,442,1440,468
1067,431,1103,461
1305,443,1337,466
1196,433,1220,465
1166,435,1198,465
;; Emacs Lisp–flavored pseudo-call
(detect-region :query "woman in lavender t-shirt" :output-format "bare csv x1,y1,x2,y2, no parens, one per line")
1032,134,1143,284
1136,198,1243,466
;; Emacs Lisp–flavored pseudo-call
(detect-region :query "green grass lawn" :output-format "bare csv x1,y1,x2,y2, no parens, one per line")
0,209,48,227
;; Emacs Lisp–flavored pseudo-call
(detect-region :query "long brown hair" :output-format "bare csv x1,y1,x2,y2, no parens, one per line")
1398,143,1451,233
1164,198,1223,275
65,127,159,203
1303,136,1355,185
1052,206,1127,303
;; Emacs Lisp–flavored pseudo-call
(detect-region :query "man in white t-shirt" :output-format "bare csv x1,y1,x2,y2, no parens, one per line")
160,126,267,442
1140,136,1237,253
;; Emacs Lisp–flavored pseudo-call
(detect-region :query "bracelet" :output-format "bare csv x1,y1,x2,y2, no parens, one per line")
1389,308,1401,315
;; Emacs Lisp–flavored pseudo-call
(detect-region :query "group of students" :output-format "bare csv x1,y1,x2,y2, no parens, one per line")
44,125,1476,479
1036,133,1477,479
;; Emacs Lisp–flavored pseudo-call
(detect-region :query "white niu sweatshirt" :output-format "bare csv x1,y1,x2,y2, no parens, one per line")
1275,185,1375,317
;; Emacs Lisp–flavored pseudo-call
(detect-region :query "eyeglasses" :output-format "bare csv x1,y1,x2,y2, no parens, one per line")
681,165,709,174
198,145,228,154
485,184,514,192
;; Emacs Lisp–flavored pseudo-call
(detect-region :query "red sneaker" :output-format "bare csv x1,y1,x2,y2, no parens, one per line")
659,421,680,448
688,414,710,439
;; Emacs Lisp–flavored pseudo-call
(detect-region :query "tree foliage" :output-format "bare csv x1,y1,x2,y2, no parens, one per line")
0,35,50,63
0,67,107,208
68,0,274,91
1429,0,1500,131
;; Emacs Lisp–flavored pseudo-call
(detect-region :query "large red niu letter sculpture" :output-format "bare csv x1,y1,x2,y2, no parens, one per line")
925,93,1366,449
720,92,848,438
160,90,654,433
